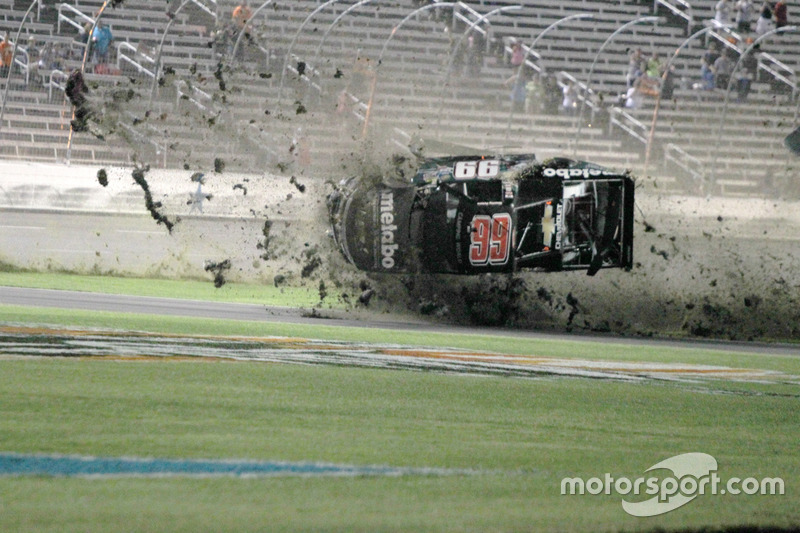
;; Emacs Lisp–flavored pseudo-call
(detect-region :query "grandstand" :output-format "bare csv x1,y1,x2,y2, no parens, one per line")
0,0,797,197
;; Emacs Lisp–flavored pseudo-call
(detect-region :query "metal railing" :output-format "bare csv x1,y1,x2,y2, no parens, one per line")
453,1,489,38
285,52,323,96
608,107,648,145
117,112,167,167
705,20,743,53
654,0,693,34
503,41,543,76
116,41,155,78
188,0,217,22
47,69,67,101
11,45,30,86
175,79,214,113
664,142,704,183
558,70,599,123
758,52,797,99
57,3,94,34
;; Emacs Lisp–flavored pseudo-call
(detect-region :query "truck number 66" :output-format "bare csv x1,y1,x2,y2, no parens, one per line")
454,159,500,179
469,213,512,266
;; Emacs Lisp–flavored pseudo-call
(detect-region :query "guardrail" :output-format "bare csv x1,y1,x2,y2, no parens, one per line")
653,0,693,34
57,3,94,34
503,40,543,76
47,69,67,101
453,1,489,38
286,52,323,97
118,112,167,167
175,79,214,113
758,51,797,99
11,44,30,86
608,107,648,145
705,20,743,53
189,0,217,22
558,70,599,123
116,42,155,78
664,142,704,184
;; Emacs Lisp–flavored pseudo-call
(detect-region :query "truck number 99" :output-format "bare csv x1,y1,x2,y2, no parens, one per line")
469,213,512,266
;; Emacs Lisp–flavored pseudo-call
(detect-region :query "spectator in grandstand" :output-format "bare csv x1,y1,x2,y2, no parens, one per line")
700,42,720,90
509,41,524,68
736,42,759,100
0,32,13,78
712,49,734,89
91,22,113,65
37,42,59,71
756,2,775,34
210,22,232,60
505,67,529,113
645,52,662,79
626,48,645,89
624,77,644,109
715,0,735,26
774,0,788,27
232,1,253,30
735,0,755,32
525,73,544,114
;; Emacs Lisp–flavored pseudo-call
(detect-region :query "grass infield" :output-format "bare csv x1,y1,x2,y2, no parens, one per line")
1,272,799,531
0,359,798,532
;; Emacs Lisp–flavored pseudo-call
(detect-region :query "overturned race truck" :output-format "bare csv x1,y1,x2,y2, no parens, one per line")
328,154,635,276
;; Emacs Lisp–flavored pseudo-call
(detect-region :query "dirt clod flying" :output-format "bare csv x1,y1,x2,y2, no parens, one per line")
290,176,306,193
131,164,177,233
256,218,273,261
97,169,108,187
204,259,231,288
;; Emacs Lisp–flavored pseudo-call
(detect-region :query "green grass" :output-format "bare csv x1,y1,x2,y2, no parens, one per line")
1,271,799,531
2,303,800,378
0,271,331,308
0,359,798,532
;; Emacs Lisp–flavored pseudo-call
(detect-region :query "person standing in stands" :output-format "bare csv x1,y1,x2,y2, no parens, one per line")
756,1,775,35
774,0,788,28
232,1,253,60
701,42,720,90
626,48,645,89
737,42,759,101
91,22,113,65
712,49,733,89
715,0,734,26
735,0,754,32
232,1,253,30
0,32,13,78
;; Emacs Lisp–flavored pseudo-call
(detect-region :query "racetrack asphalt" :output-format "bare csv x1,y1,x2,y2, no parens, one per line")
2,286,799,358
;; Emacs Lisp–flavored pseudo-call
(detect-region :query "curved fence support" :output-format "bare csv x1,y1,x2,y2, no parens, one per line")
573,16,661,157
0,0,43,134
643,25,714,174
362,2,456,138
435,4,522,137
503,13,594,145
711,25,799,189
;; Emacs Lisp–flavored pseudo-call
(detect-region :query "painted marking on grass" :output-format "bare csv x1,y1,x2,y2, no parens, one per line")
1,325,796,384
0,453,472,478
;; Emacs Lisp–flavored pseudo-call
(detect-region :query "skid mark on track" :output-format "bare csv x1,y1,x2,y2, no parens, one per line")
0,325,796,384
0,453,475,478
